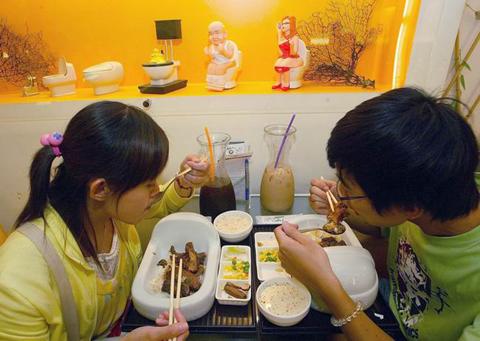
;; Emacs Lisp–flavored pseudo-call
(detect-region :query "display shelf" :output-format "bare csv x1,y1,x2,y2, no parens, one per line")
0,81,383,105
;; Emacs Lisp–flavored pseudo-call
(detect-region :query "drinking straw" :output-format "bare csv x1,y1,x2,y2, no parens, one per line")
204,127,215,181
274,113,296,169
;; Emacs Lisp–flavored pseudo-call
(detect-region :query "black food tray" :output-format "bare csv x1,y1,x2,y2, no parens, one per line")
253,225,404,339
123,224,403,338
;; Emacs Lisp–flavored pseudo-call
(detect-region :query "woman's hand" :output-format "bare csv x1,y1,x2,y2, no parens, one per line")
124,309,189,341
309,177,337,215
274,222,338,293
178,155,209,189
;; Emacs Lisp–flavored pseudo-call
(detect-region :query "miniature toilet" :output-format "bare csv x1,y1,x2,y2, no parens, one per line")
83,61,124,95
206,40,242,91
142,60,179,86
42,58,77,97
289,38,310,89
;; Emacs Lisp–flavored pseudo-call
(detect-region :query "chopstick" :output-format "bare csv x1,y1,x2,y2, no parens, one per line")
173,258,183,341
320,176,339,209
158,167,192,193
325,191,335,212
168,253,176,331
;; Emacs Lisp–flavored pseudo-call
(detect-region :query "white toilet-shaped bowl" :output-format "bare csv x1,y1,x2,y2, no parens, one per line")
42,57,77,97
83,61,124,95
132,212,221,321
311,246,379,313
289,38,310,89
142,61,179,86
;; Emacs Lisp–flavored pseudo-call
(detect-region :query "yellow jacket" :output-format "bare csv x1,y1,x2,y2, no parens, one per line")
0,185,190,340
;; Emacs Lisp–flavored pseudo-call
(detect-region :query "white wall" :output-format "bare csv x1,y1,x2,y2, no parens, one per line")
444,0,480,135
0,0,466,232
0,93,377,231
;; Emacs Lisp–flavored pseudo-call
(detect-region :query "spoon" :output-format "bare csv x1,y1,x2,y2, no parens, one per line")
300,222,346,235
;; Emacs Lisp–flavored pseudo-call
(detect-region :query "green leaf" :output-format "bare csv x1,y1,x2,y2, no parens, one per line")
460,74,466,90
462,61,471,71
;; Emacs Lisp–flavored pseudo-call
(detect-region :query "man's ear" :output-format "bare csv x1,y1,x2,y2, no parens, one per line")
405,206,423,220
88,178,110,201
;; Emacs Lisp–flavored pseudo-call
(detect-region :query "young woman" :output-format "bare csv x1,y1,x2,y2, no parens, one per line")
0,101,209,340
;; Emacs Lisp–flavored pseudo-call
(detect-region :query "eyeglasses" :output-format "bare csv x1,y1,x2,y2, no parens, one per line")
336,180,368,201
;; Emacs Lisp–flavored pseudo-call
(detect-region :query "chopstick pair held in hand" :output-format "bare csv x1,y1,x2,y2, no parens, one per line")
168,254,183,341
320,176,338,212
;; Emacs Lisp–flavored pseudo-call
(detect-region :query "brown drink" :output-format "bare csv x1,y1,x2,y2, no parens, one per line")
200,176,236,219
260,165,294,213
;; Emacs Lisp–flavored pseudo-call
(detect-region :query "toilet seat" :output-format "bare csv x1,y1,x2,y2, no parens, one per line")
83,62,116,74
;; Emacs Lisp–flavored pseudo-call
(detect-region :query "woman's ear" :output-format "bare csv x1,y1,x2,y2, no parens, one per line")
88,178,110,201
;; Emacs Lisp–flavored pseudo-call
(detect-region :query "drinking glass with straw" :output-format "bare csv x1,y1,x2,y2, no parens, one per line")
260,114,297,213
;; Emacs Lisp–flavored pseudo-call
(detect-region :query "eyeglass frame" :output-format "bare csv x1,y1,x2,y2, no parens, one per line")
336,179,368,201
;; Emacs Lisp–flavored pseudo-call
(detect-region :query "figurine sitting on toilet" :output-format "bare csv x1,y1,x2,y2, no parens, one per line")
204,21,241,91
272,16,309,91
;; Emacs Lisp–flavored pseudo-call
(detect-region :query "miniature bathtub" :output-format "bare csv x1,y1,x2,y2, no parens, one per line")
132,212,221,321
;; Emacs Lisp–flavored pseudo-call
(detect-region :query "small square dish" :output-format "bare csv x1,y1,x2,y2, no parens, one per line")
215,245,252,305
254,233,290,282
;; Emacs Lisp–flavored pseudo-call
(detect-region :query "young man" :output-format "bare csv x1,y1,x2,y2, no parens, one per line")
275,87,480,340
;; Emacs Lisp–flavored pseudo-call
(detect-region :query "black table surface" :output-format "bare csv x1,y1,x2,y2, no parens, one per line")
122,225,404,339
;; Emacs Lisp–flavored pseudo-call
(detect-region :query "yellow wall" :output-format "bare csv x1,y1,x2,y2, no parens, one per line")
0,0,417,92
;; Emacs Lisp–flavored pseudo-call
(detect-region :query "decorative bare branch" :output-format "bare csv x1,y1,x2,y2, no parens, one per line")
297,0,381,88
0,18,55,86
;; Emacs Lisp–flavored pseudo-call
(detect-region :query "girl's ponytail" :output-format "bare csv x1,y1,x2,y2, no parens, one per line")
14,133,63,228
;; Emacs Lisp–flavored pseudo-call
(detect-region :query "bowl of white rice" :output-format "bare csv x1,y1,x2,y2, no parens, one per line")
213,210,253,243
256,277,311,326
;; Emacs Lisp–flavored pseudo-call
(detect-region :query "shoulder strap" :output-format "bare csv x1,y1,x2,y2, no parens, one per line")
17,223,81,341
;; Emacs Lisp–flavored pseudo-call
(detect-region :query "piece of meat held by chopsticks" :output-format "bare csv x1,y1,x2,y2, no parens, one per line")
323,190,347,235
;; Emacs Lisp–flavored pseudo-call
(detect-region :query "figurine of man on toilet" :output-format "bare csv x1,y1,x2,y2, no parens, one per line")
204,21,241,91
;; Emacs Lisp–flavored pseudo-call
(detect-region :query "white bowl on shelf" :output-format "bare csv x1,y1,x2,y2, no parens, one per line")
256,277,311,327
213,210,253,243
132,212,220,321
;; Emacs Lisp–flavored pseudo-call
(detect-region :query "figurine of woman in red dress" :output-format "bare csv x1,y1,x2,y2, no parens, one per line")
272,16,304,91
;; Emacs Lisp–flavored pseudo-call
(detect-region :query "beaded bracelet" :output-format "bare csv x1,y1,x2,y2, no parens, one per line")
330,301,363,327
175,177,193,198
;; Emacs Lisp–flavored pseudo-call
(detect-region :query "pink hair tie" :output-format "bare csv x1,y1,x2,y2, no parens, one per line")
40,132,63,157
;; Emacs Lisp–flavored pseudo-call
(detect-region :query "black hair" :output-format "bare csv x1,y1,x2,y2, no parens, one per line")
15,101,169,263
327,87,479,221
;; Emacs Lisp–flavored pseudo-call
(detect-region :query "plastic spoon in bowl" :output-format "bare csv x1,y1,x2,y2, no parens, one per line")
295,223,346,235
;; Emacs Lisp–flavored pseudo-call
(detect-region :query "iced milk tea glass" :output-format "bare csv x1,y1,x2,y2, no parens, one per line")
260,124,296,213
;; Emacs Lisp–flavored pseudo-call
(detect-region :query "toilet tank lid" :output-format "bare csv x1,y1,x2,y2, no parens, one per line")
83,62,120,73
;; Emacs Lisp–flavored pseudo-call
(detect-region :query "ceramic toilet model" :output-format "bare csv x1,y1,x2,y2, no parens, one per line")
206,40,242,91
289,38,310,89
142,60,179,86
83,61,124,95
42,57,77,97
